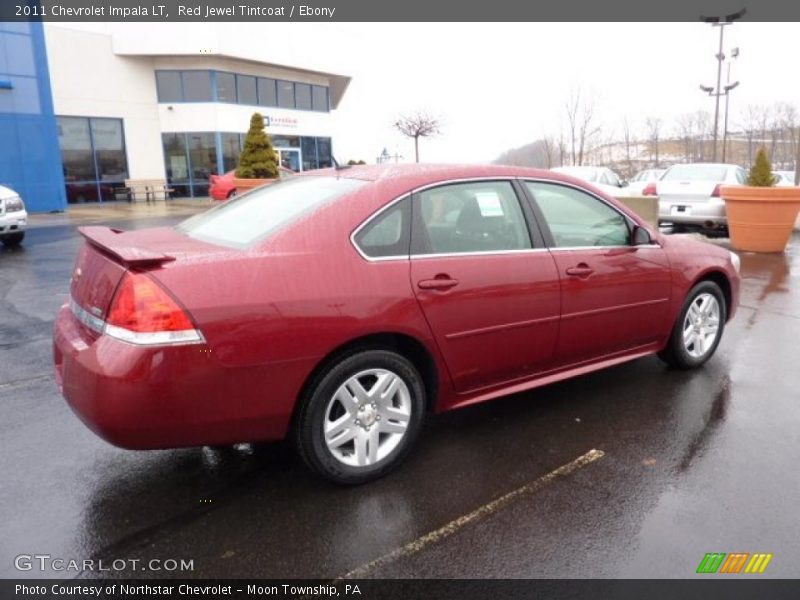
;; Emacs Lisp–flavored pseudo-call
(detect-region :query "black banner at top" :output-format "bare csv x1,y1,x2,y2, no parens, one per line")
1,0,799,22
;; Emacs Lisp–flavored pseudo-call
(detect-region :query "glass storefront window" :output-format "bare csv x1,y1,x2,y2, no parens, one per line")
58,116,129,204
187,133,217,183
301,137,318,171
181,71,212,102
317,137,333,168
221,132,242,173
312,85,328,112
155,71,182,102
154,70,329,112
58,117,94,182
216,72,236,103
271,135,300,148
295,83,312,110
237,75,257,105
277,80,295,108
163,133,189,185
258,77,277,106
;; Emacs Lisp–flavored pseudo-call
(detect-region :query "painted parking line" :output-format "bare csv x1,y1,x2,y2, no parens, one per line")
337,448,606,579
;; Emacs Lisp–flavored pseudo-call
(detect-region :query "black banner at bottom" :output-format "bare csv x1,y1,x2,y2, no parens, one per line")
3,579,800,600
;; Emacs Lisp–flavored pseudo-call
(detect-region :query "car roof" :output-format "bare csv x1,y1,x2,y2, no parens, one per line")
301,163,566,190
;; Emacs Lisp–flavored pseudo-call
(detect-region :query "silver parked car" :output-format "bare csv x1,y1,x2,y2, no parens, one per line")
0,184,27,247
551,166,629,196
627,168,665,195
649,163,746,227
774,171,796,187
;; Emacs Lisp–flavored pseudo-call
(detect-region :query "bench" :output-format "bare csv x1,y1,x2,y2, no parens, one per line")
121,179,175,203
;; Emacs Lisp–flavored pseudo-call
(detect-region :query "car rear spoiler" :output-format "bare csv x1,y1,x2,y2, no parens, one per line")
78,226,176,266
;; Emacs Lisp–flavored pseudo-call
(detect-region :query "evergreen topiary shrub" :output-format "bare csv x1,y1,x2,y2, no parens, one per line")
235,113,279,179
747,147,776,187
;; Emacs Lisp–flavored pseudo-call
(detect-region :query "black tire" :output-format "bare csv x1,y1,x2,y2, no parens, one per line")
658,280,726,369
1,232,24,247
295,349,426,485
227,189,237,200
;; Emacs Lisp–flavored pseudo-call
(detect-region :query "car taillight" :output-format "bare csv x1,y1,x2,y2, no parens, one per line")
711,184,722,197
642,183,657,196
104,272,203,345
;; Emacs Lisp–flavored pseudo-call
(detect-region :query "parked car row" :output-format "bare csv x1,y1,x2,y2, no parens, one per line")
551,162,799,229
0,184,27,247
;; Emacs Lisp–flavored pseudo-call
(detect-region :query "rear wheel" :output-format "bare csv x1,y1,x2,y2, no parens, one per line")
295,350,425,484
658,281,726,369
1,232,24,247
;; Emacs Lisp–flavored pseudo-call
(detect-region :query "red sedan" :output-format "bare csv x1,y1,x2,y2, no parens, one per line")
54,164,740,484
209,167,295,201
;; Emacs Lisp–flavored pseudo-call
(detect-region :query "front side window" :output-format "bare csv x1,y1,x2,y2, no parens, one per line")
353,197,411,258
413,181,531,255
525,182,630,247
178,176,366,248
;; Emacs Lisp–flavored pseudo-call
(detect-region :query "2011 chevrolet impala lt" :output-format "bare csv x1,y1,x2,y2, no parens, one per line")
53,164,740,483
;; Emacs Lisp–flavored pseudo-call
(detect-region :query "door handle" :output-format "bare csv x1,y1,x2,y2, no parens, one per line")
417,276,459,290
565,263,594,278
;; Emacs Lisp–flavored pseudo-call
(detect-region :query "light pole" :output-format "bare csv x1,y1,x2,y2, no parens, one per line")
721,53,740,163
700,9,745,161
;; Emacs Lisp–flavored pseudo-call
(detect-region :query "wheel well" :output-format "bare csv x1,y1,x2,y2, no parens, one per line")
698,271,732,320
293,333,440,425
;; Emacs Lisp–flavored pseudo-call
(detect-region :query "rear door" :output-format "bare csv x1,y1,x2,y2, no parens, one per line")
409,179,560,393
522,180,672,366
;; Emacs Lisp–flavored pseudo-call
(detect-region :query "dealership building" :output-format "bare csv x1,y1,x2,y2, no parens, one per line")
0,22,351,212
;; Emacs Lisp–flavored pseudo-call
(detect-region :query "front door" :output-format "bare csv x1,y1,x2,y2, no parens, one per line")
522,180,672,366
410,180,560,393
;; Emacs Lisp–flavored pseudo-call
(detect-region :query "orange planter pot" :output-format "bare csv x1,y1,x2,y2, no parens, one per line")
233,177,277,196
720,185,800,253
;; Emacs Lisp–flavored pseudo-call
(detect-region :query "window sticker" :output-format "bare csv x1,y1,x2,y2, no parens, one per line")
475,191,504,217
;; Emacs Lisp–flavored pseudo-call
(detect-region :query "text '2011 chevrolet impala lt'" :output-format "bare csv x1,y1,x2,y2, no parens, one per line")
54,164,740,484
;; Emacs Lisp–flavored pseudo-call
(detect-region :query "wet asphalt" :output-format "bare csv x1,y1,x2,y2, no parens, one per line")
1,207,799,580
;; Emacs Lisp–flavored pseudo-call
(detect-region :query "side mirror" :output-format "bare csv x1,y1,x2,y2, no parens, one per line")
619,180,629,188
632,225,652,246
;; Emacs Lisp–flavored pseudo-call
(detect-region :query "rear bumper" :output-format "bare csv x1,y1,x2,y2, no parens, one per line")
658,198,727,225
53,306,307,449
0,210,27,235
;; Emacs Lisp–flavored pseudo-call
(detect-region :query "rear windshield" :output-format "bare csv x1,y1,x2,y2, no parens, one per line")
662,165,727,182
177,176,366,248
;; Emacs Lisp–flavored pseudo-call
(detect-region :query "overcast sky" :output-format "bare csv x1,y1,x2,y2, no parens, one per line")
329,23,800,164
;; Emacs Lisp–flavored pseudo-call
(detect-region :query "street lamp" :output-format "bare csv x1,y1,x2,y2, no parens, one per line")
700,8,745,162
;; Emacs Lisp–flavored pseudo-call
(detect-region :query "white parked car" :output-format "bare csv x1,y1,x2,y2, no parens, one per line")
627,168,666,195
0,185,28,247
551,166,629,197
774,171,796,186
645,163,746,228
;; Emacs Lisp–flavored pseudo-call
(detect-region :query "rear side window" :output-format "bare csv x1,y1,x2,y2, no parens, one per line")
413,181,531,255
353,197,411,259
177,176,366,248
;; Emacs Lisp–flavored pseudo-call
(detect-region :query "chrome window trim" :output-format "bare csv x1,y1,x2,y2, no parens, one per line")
349,176,660,262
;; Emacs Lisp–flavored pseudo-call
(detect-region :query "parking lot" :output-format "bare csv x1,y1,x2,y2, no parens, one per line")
1,203,799,579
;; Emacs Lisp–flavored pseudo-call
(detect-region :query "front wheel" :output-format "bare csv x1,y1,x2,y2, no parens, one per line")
658,281,726,369
1,232,24,247
295,350,426,484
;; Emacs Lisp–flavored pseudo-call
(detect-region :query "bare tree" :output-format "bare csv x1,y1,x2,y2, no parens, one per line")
737,104,760,165
564,86,601,166
621,118,635,175
675,112,696,162
645,117,663,166
393,112,441,163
